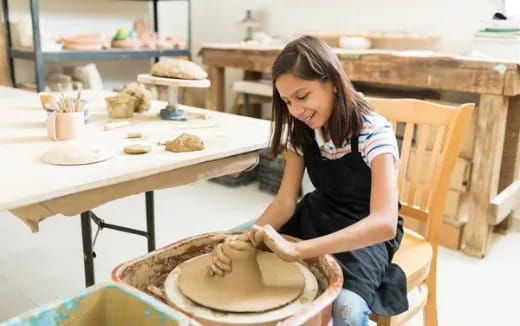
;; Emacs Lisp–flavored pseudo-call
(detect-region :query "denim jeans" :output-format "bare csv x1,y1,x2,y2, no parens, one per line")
230,220,371,326
332,289,371,326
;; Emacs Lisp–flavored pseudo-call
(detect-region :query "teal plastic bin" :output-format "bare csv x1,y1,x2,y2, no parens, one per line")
1,282,200,326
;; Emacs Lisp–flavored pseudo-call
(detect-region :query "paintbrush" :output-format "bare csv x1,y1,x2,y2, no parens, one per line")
59,83,70,113
66,98,73,113
75,90,82,112
74,82,83,112
49,94,59,112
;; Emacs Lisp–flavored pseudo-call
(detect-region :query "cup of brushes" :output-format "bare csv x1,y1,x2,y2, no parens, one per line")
45,91,86,141
40,91,89,123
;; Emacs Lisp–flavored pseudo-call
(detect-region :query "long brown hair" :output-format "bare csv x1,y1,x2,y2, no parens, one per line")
270,35,373,156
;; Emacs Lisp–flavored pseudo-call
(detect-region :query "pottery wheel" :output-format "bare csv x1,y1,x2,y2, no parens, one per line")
176,251,304,313
164,251,318,325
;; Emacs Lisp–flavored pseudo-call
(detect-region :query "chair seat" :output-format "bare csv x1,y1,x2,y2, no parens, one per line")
392,228,433,290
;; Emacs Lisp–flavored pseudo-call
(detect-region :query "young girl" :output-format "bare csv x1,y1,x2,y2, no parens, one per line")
211,35,408,326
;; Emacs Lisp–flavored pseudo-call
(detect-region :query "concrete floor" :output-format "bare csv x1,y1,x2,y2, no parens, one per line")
1,180,519,325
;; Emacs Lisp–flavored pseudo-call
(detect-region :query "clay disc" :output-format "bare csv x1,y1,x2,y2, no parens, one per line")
176,251,305,313
124,144,152,154
42,141,114,165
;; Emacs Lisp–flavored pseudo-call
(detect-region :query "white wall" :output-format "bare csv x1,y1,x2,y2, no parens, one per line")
7,0,504,93
190,0,503,55
188,0,504,110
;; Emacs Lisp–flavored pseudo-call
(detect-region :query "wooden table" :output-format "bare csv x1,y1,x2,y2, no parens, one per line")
0,86,270,285
199,43,520,258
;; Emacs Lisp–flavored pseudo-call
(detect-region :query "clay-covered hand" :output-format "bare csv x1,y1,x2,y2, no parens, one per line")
206,235,250,277
249,225,301,262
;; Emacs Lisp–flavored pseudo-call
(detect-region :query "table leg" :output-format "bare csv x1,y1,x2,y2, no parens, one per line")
146,191,156,252
206,66,225,111
462,95,509,258
80,211,95,287
495,95,520,234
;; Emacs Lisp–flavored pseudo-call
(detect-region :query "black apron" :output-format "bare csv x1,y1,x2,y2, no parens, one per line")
280,136,408,315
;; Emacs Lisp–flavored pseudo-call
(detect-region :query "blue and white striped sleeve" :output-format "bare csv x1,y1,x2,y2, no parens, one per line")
362,116,400,170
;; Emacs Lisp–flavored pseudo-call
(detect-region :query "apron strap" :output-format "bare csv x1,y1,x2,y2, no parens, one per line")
351,134,359,153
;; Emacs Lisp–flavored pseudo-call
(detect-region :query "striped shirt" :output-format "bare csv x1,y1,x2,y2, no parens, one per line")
290,113,399,169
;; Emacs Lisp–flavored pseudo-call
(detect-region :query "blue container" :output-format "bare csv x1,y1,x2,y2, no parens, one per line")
0,283,199,326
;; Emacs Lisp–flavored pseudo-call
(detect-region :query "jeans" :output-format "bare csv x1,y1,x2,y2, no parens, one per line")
230,220,371,326
332,289,371,326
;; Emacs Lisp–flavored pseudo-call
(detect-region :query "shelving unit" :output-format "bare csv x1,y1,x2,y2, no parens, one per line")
1,0,192,92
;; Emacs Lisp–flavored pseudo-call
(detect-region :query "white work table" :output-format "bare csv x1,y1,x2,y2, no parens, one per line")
0,86,270,286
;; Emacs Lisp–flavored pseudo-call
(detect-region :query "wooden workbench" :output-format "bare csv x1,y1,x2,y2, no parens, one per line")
199,43,520,258
0,86,270,285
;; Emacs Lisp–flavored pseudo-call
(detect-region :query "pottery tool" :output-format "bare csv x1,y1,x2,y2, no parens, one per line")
75,90,82,112
49,95,60,112
104,120,129,131
58,83,67,112
126,128,142,139
137,74,210,121
65,98,74,113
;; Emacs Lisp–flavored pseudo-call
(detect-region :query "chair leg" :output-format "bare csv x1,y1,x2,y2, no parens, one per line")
376,315,392,326
423,275,438,326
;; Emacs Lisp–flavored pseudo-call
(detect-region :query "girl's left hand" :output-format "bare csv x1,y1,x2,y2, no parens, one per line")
249,225,301,262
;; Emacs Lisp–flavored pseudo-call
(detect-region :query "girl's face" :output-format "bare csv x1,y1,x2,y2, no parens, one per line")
276,72,335,130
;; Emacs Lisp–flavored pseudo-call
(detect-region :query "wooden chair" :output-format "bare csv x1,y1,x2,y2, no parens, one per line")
368,98,474,326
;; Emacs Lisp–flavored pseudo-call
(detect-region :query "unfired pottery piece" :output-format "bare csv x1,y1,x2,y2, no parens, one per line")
42,141,114,165
124,144,152,154
121,83,151,113
151,59,208,80
176,239,305,313
105,93,135,119
165,133,204,152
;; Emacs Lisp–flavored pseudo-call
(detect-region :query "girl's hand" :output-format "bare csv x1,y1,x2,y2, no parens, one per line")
207,242,231,277
207,235,250,277
249,225,301,262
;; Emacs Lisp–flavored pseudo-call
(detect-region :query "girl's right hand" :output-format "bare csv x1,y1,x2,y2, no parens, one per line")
207,234,250,277
207,241,231,277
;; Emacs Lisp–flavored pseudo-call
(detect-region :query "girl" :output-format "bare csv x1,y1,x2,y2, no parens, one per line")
211,35,408,326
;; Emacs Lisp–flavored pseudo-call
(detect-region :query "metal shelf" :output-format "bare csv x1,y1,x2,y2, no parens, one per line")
10,48,191,61
2,0,192,91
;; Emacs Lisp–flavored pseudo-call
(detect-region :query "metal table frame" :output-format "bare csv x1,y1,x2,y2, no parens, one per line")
80,191,156,287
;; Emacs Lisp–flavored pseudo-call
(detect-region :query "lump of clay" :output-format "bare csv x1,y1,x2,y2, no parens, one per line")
124,144,151,155
165,133,204,152
151,59,208,80
176,236,305,313
121,83,151,112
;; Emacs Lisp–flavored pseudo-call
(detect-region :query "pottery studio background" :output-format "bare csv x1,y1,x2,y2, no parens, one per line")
5,0,519,99
1,1,520,326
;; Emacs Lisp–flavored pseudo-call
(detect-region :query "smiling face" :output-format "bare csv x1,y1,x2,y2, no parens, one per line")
275,72,335,130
